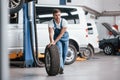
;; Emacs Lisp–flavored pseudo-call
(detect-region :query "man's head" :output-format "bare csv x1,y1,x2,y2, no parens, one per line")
52,9,61,22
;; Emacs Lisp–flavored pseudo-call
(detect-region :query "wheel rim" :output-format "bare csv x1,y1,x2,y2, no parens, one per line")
65,47,75,63
45,51,51,71
104,46,112,54
9,0,21,9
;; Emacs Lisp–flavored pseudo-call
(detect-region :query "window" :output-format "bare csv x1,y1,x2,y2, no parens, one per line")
35,6,80,24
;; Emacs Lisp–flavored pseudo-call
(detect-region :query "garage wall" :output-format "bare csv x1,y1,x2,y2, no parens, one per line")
103,16,120,26
66,0,120,12
66,0,103,12
37,0,59,5
102,0,120,11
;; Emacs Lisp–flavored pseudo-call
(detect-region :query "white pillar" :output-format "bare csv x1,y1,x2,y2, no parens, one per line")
0,0,9,80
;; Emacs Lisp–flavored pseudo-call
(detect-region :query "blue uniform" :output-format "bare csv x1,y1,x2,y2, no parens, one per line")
53,18,69,69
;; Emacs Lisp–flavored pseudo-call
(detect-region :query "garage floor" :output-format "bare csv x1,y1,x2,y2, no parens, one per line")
10,52,120,80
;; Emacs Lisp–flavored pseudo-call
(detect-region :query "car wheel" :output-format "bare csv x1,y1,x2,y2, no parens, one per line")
80,47,91,60
65,44,77,65
45,45,60,76
9,0,24,14
87,45,94,59
103,44,114,55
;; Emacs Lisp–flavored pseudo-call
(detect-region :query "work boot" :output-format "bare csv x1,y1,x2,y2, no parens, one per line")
59,67,64,74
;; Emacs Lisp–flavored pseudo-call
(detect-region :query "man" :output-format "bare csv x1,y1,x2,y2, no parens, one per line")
48,9,69,74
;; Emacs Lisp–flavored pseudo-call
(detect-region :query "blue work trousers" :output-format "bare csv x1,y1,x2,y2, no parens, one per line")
56,40,69,68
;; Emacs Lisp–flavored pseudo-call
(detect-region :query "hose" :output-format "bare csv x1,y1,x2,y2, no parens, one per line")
29,1,44,67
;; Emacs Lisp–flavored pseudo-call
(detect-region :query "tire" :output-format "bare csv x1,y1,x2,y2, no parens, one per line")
65,44,77,65
45,45,60,76
9,0,24,14
87,45,94,59
79,47,91,60
103,44,114,55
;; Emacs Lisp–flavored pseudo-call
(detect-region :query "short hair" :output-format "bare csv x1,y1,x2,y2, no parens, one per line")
52,9,61,14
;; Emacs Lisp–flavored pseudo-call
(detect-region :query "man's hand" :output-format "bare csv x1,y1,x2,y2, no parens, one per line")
47,41,56,48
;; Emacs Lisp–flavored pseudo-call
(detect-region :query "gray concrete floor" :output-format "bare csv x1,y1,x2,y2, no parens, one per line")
10,53,120,80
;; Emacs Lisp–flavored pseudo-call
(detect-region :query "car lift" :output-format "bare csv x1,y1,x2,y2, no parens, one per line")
22,0,60,76
23,0,44,67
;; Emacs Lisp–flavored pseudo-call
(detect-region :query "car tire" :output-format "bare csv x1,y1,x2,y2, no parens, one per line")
87,45,94,59
9,0,24,14
65,44,77,65
80,47,91,60
103,44,114,55
44,45,60,76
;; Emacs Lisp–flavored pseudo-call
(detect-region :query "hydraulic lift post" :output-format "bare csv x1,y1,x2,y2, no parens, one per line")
23,1,34,67
23,0,43,67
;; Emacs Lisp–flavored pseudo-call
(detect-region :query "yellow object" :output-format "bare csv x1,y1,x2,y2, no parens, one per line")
9,50,23,59
9,52,17,59
76,57,86,61
38,53,44,58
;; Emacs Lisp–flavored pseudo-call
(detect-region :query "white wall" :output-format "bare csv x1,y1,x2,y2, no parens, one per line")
66,0,103,12
38,0,59,5
66,0,120,12
102,0,120,11
98,16,120,31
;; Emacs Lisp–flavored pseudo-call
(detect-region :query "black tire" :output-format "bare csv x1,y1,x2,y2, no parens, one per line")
103,44,114,55
87,45,94,59
65,44,77,65
79,47,91,60
45,45,60,76
9,0,24,14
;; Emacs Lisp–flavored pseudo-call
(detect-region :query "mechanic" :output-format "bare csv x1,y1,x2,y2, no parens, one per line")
48,9,69,74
